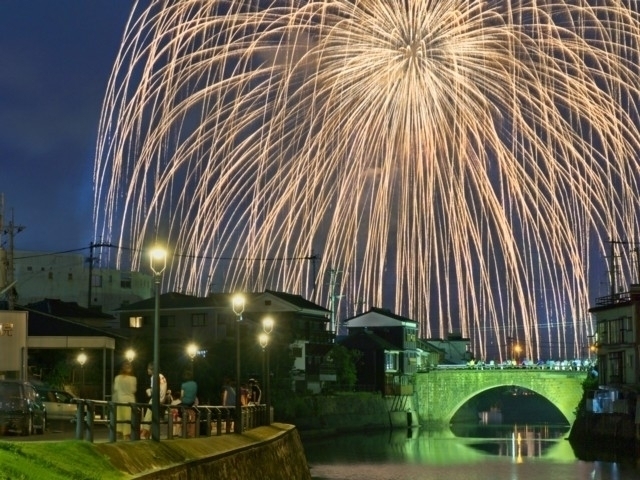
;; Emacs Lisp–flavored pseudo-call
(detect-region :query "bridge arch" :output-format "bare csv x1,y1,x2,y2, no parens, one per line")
414,369,585,427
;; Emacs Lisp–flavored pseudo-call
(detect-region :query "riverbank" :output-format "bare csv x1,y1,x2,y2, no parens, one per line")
0,423,310,480
277,391,418,438
568,412,638,460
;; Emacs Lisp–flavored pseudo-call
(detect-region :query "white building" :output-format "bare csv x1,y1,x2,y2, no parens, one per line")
8,250,153,317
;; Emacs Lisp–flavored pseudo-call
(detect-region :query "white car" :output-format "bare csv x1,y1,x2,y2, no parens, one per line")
36,389,79,421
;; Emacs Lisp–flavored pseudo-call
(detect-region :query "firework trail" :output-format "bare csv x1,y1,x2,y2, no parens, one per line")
94,0,640,361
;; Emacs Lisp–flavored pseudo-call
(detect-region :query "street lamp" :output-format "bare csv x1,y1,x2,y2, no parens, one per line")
77,352,87,397
125,349,136,363
514,344,522,365
187,343,197,375
262,316,274,424
187,343,198,361
232,294,245,434
150,246,167,442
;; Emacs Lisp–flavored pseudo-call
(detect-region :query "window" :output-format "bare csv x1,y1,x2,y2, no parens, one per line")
91,274,102,287
160,315,175,328
385,352,399,371
607,351,623,383
129,316,144,328
48,272,53,280
597,321,608,345
68,273,73,281
191,314,206,327
120,274,132,289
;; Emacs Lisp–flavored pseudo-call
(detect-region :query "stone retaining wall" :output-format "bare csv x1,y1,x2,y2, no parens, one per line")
95,424,311,480
285,393,418,435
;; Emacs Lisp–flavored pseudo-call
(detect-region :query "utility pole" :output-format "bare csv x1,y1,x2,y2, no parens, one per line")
87,242,96,309
0,202,25,310
608,239,640,299
609,240,618,300
327,268,343,339
306,250,319,296
86,242,113,309
0,193,5,299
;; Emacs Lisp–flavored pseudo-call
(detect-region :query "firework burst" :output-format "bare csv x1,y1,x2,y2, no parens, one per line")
94,0,640,360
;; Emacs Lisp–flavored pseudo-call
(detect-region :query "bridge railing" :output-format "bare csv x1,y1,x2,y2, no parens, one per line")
72,399,270,443
425,359,596,372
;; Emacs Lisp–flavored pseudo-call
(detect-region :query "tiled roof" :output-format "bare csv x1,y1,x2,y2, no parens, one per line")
339,329,400,351
118,290,329,313
28,298,114,319
264,290,330,312
345,306,417,324
118,292,219,311
19,300,124,338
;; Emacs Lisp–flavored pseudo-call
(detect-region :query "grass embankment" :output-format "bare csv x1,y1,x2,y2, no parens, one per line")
0,440,125,480
0,424,294,480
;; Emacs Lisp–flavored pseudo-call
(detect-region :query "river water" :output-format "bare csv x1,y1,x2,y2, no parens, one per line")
302,425,640,480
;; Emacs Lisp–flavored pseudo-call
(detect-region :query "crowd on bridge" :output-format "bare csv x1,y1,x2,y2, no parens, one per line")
464,358,598,372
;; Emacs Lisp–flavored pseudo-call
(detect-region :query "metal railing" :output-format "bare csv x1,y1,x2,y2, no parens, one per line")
73,400,270,443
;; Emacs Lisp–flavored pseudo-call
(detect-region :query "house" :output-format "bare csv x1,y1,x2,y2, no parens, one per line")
1,299,124,400
340,307,418,395
588,283,640,412
424,332,473,365
116,289,333,394
416,337,445,371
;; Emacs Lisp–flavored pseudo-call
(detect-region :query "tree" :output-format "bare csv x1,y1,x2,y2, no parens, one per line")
328,344,361,390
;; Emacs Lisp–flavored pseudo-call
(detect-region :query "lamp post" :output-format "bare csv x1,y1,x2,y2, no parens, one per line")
77,352,87,397
232,294,245,434
150,246,167,442
259,332,269,424
262,317,274,424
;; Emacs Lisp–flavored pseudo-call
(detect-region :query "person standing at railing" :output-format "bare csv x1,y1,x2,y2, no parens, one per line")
112,361,137,440
221,377,236,407
141,362,167,439
248,378,261,405
177,370,198,437
179,370,198,407
221,377,236,432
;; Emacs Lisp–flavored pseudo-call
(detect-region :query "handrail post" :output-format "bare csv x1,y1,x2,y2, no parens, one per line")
167,405,174,439
204,408,212,437
181,406,187,438
74,400,85,440
85,401,95,442
215,408,222,436
108,401,117,443
131,404,141,440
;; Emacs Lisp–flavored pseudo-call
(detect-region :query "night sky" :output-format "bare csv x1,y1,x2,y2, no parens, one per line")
0,1,132,252
0,1,615,304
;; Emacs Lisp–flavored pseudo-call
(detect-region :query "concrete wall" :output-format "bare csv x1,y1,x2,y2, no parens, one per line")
96,424,311,480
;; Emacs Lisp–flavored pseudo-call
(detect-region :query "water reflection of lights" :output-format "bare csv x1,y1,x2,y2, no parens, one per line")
463,424,568,460
591,461,620,480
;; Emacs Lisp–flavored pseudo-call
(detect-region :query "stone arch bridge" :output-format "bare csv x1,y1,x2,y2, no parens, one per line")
413,368,586,427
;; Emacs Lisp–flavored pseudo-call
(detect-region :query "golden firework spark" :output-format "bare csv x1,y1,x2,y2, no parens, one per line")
94,0,640,360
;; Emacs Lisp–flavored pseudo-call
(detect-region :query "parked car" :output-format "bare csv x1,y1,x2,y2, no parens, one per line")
35,388,79,421
0,380,47,435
